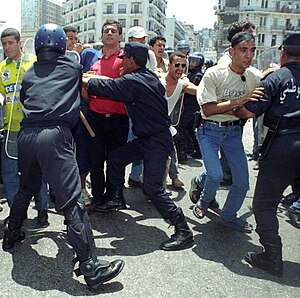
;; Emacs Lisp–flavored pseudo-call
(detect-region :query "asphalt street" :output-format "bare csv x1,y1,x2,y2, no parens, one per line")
0,120,299,297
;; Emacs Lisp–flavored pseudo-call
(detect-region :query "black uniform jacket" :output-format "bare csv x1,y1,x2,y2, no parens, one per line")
88,66,171,137
245,62,300,129
20,54,82,129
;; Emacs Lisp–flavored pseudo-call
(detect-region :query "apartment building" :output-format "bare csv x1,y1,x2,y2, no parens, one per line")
63,0,167,45
21,0,64,41
215,0,300,68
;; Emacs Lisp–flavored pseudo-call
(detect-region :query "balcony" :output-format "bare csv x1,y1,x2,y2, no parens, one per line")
131,9,142,14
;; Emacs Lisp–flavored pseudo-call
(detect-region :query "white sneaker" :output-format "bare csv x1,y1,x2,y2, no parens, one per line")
81,189,91,206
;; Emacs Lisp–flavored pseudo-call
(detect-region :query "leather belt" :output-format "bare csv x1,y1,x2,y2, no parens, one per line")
203,119,242,127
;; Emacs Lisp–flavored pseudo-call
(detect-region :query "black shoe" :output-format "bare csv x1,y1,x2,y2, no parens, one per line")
37,209,49,225
220,179,232,187
209,199,219,209
190,151,202,159
178,155,188,164
160,208,194,251
94,200,127,212
286,208,300,228
128,178,142,188
245,246,283,277
2,223,25,251
281,193,299,206
84,260,125,292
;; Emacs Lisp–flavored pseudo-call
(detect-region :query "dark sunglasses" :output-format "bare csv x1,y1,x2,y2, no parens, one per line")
174,62,187,68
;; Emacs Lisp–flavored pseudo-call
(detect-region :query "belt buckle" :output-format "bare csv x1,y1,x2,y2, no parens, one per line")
104,114,111,118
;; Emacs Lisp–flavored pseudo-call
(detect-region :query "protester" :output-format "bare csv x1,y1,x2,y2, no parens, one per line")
0,27,48,224
86,19,129,212
191,32,263,233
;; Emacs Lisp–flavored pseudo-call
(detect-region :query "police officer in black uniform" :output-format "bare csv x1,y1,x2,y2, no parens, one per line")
82,42,194,251
2,24,124,292
235,32,300,277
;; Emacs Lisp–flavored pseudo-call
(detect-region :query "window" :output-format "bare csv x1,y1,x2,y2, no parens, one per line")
132,4,140,13
261,0,268,8
106,4,113,14
118,4,126,13
133,19,139,26
260,16,266,26
247,0,251,5
118,18,126,28
271,35,276,46
258,33,265,44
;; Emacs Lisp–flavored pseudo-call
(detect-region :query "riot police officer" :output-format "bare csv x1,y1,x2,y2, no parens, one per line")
2,24,124,291
176,40,190,57
235,32,300,277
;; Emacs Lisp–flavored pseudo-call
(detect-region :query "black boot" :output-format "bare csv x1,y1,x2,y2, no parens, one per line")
245,243,283,277
2,218,25,251
95,185,126,212
78,257,125,292
160,208,194,251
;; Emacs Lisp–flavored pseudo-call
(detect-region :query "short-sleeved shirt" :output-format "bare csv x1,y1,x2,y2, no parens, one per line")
245,61,300,129
197,63,262,122
89,49,127,115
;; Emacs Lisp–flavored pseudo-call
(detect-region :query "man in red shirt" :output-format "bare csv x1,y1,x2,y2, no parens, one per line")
86,20,129,211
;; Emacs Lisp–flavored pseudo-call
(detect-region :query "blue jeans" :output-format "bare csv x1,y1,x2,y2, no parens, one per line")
195,122,249,221
128,118,143,182
1,131,48,209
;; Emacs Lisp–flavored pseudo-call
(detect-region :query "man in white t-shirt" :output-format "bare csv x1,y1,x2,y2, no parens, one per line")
192,32,263,233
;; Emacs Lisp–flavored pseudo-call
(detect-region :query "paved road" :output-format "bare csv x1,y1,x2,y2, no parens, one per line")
0,121,299,297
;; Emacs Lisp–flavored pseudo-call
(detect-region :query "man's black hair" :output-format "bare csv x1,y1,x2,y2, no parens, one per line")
101,19,122,35
149,36,166,47
169,51,186,64
1,28,20,42
227,21,255,42
63,25,78,34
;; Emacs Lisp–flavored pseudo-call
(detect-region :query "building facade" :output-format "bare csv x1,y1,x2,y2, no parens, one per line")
63,0,167,45
21,0,65,41
215,0,300,68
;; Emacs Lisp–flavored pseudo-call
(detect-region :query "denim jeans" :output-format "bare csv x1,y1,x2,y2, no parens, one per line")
128,118,143,182
195,122,249,221
1,131,48,209
290,199,300,212
169,145,179,179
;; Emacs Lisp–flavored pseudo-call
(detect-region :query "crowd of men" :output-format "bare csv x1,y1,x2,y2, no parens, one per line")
0,18,299,291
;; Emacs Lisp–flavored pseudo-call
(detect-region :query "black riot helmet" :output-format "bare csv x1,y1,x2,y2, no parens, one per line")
176,40,190,55
35,24,66,55
188,52,204,70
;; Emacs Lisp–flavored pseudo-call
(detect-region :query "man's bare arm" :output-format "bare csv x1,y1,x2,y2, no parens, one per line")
202,87,264,117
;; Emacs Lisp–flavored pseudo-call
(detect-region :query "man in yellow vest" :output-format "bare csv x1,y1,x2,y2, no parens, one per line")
0,28,48,224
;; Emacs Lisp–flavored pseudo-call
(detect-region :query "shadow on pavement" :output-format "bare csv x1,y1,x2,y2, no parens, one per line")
0,218,124,296
188,211,300,287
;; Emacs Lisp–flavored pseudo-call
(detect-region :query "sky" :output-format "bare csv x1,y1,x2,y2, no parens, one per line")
0,0,218,31
166,0,219,30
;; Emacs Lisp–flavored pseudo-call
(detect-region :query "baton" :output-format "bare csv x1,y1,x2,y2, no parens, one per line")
80,111,95,138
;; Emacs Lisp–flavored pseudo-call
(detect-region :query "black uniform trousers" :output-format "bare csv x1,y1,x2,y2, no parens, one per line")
9,126,90,258
253,131,300,247
87,110,129,204
107,129,179,220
